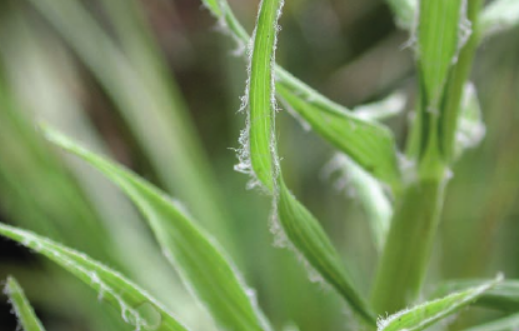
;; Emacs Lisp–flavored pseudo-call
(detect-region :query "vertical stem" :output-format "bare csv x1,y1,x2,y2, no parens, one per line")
370,0,484,315
370,175,447,314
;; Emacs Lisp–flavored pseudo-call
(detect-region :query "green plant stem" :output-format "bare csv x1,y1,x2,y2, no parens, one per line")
371,0,484,315
370,175,448,314
440,0,484,162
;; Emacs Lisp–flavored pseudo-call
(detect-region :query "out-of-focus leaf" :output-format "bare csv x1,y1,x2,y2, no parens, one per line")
432,279,519,312
454,83,486,159
45,128,272,331
480,0,519,38
0,224,189,331
377,275,502,331
353,92,407,121
385,0,418,29
460,313,519,331
323,154,392,251
4,277,46,331
26,0,235,251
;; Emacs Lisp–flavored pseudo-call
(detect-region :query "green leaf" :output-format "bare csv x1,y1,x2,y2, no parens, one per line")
432,279,519,312
480,0,519,38
245,0,284,191
45,127,271,331
200,0,400,188
243,0,376,324
418,0,466,113
323,154,392,251
277,181,376,325
459,312,519,331
377,275,502,331
0,224,189,331
385,0,418,29
277,82,401,190
454,83,486,159
353,92,406,121
4,277,46,331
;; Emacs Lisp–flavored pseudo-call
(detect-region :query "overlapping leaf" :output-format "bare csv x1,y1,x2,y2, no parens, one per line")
201,0,400,188
4,277,46,331
242,0,376,325
377,275,502,331
45,128,271,331
0,224,189,331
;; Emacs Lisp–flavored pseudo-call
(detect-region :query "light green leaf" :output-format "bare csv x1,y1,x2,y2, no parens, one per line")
4,277,46,331
377,275,502,331
277,181,376,325
323,154,392,251
201,0,400,188
433,279,519,312
277,82,401,190
353,92,406,121
244,0,376,324
418,0,467,113
460,312,519,331
245,0,284,191
480,0,519,38
385,0,418,29
0,224,189,331
45,127,271,331
454,83,486,159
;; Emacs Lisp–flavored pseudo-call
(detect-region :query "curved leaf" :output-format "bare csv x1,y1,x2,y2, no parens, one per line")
378,275,502,331
4,277,46,331
0,224,189,331
45,127,271,331
432,279,519,312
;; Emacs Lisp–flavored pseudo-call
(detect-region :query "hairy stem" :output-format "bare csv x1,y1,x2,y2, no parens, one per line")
370,176,448,314
371,0,484,315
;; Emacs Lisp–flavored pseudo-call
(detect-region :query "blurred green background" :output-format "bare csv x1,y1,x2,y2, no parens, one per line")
0,0,517,330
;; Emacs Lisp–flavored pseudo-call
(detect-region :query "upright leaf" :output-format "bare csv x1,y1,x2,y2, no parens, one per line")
45,128,271,331
418,0,466,113
0,224,189,331
200,0,400,188
245,0,283,191
377,275,502,331
4,277,46,331
243,0,376,324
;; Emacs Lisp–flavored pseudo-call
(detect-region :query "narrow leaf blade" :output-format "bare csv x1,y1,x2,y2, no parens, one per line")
433,279,519,312
277,182,376,325
45,127,271,331
246,0,283,191
277,82,401,190
378,275,502,331
4,277,46,331
0,224,189,331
